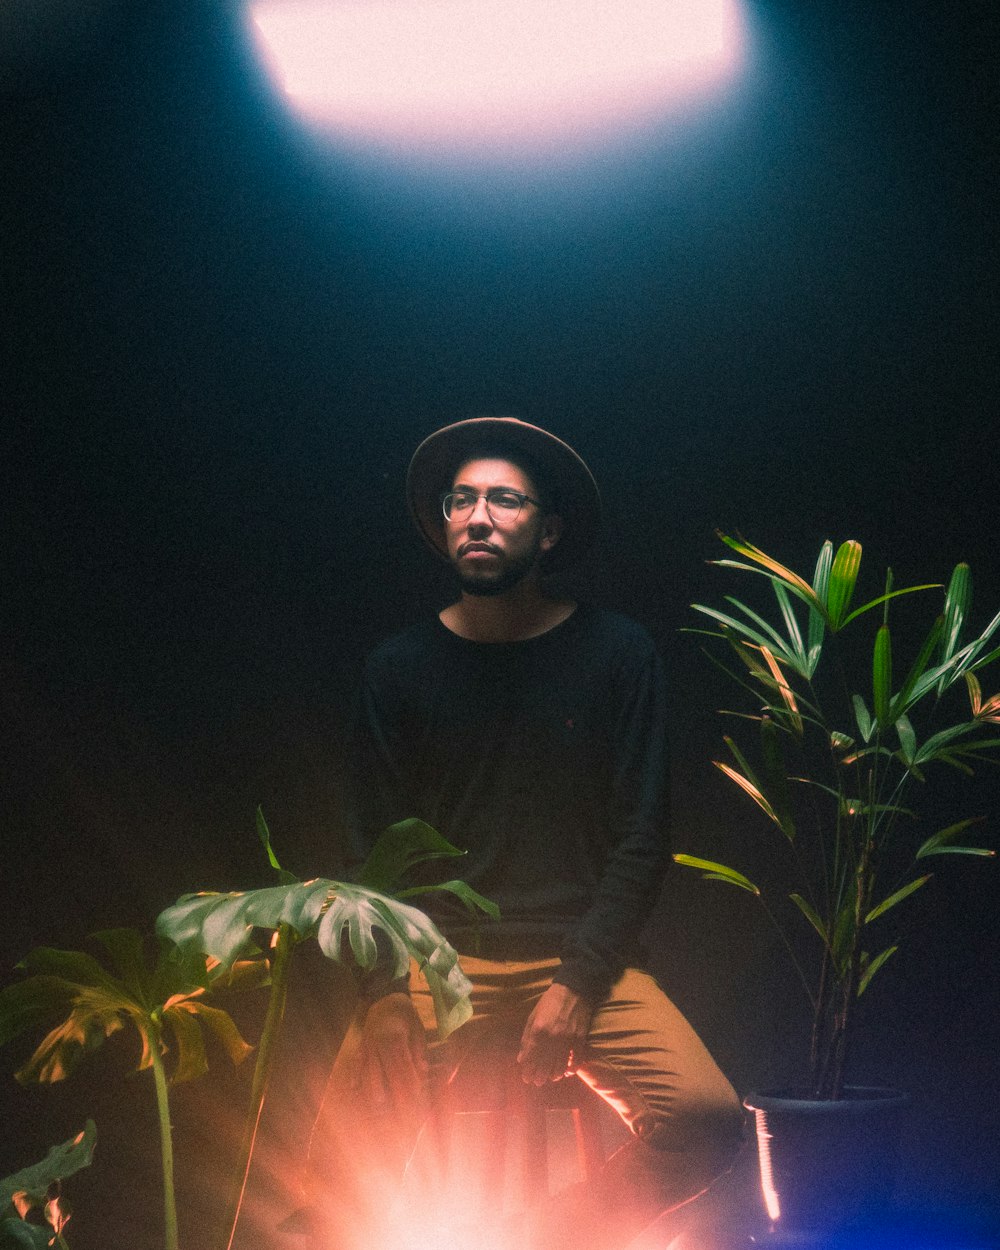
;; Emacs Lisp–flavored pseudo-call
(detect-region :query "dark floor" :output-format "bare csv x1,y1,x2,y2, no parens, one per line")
637,1139,1000,1250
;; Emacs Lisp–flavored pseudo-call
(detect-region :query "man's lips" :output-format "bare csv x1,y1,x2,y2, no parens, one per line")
459,542,501,558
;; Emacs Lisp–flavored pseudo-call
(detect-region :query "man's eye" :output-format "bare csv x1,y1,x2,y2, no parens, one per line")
490,491,521,510
451,493,478,509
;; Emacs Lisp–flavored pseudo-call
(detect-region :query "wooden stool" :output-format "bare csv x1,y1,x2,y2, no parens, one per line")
429,1042,610,1217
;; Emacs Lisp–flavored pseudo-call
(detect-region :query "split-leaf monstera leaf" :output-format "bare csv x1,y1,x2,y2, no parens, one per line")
156,815,499,1040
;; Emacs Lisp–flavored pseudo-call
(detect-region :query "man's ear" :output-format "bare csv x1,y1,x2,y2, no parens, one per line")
539,512,563,553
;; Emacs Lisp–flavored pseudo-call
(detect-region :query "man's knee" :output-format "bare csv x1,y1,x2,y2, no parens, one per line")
642,1079,745,1179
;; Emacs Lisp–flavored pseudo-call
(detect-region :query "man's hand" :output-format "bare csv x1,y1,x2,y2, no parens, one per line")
517,983,592,1086
352,991,429,1119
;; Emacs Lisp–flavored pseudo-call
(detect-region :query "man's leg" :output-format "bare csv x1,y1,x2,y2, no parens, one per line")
302,984,434,1249
413,958,743,1250
302,957,538,1246
528,967,744,1250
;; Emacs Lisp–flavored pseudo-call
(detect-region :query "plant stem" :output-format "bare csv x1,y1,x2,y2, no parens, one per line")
149,1019,180,1250
809,949,830,1091
219,924,296,1250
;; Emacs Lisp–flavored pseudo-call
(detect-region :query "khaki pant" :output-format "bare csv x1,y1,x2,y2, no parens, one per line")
306,956,743,1250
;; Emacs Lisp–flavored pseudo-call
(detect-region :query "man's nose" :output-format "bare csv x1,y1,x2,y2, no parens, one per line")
467,495,494,529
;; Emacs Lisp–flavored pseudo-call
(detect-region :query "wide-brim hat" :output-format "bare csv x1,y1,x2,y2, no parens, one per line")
406,417,601,572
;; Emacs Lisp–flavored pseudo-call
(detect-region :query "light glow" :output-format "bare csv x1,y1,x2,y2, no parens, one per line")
248,0,744,158
750,1108,782,1223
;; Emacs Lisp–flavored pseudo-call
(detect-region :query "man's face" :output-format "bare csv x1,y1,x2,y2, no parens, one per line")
444,456,561,596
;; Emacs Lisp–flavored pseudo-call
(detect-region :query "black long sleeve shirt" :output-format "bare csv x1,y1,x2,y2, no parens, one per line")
346,604,671,1003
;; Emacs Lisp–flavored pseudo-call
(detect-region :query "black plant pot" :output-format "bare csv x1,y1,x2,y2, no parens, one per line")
743,1086,911,1242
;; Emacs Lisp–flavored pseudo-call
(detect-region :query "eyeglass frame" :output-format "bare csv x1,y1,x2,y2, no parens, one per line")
440,486,544,525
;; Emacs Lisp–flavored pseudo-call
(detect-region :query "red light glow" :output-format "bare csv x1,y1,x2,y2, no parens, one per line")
247,0,744,158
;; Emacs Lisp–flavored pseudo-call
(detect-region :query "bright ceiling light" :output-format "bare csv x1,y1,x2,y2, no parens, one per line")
247,0,744,159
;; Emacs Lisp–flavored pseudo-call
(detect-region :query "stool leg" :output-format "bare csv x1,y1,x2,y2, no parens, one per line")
572,1101,607,1183
520,1087,549,1208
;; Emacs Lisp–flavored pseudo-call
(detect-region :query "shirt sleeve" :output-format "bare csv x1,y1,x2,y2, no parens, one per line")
552,635,671,1002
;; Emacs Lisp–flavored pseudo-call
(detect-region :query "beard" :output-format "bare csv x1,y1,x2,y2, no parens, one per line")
454,546,540,596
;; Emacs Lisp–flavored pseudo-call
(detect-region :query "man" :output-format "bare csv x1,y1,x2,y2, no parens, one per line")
305,417,742,1249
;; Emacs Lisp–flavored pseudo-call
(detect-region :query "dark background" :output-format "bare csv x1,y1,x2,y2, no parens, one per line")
3,1,998,1246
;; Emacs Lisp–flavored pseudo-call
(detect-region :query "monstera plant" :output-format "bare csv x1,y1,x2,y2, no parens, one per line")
0,812,496,1250
676,534,999,1100
156,811,497,1250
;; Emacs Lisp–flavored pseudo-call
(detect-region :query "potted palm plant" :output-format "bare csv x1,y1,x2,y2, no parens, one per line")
675,533,1000,1237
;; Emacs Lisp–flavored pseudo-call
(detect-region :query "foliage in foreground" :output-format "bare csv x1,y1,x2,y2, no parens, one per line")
0,931,266,1250
676,534,999,1098
0,813,497,1250
155,811,497,1250
1,1121,96,1249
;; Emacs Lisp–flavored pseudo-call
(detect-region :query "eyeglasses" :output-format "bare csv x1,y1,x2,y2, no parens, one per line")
441,487,542,524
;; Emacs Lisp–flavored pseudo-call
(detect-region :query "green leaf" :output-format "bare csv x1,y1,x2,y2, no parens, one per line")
0,1218,51,1247
16,948,119,993
839,584,942,629
807,542,833,673
937,609,1000,690
772,581,807,667
758,646,805,737
158,880,476,1041
968,641,1000,676
917,818,994,859
873,624,892,727
18,1001,130,1084
1,1122,96,1213
913,721,982,764
842,799,917,820
811,540,833,602
939,562,971,669
90,928,154,1004
888,615,945,723
896,715,917,766
161,1003,209,1084
719,595,793,653
905,654,969,706
723,735,766,792
760,715,795,840
691,605,806,676
396,880,501,921
714,761,784,832
826,540,862,631
789,893,830,950
881,565,894,625
931,753,973,776
255,807,299,885
713,534,822,607
0,978,76,1049
917,844,995,857
1,932,254,1090
790,777,848,802
355,818,467,893
865,875,932,923
852,693,874,744
859,946,898,996
947,738,1000,757
724,636,818,725
672,855,760,894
